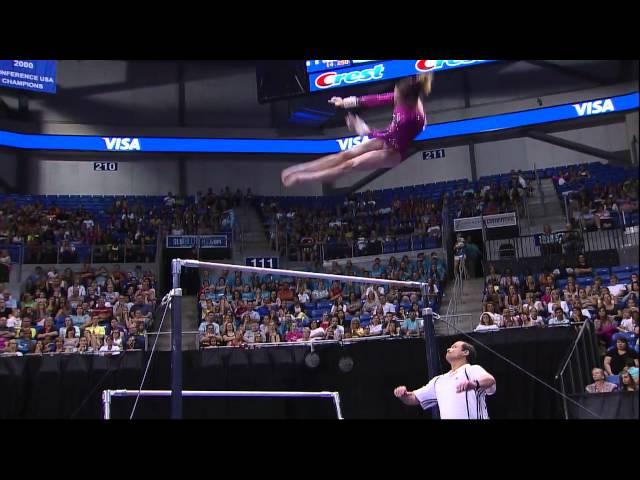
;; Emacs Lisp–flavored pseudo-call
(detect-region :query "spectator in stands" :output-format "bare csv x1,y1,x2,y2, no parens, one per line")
34,341,45,354
505,290,522,316
577,206,597,230
329,297,346,315
58,317,79,339
0,316,14,351
502,307,520,328
621,281,639,306
362,291,381,316
328,280,343,301
484,282,503,313
368,315,383,336
464,236,482,278
16,328,35,354
619,370,638,392
329,316,344,340
346,292,362,316
573,254,592,276
617,309,635,333
277,282,295,304
376,294,393,315
577,288,594,310
1,290,17,310
72,305,91,329
7,309,20,330
561,223,582,259
296,285,311,304
518,306,538,328
198,311,220,337
99,335,121,356
309,320,325,340
384,319,400,336
264,324,281,343
546,289,568,317
522,275,538,298
129,295,152,327
607,275,628,301
604,337,639,376
370,258,384,278
311,280,329,302
15,316,36,339
2,339,21,356
548,307,570,326
588,276,604,299
570,309,587,324
453,234,466,278
229,330,245,347
527,307,544,327
600,292,619,319
349,317,364,338
595,307,617,349
585,368,618,393
475,313,499,332
295,327,311,342
77,336,94,354
86,316,106,345
221,322,236,345
37,318,58,345
63,327,79,352
562,277,579,300
539,224,563,256
401,311,420,337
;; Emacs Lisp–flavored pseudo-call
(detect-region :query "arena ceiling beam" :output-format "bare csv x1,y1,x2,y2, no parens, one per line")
525,60,613,87
525,130,630,164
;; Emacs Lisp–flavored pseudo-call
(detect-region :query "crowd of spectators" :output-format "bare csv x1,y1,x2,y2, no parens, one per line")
257,170,529,262
0,263,157,356
195,252,447,349
553,164,639,231
168,187,247,236
0,188,244,265
0,197,160,264
476,254,639,390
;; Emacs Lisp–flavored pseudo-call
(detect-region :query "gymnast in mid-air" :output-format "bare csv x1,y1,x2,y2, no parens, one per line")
281,72,433,187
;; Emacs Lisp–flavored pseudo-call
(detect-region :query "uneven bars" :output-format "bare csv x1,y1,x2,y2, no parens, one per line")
102,389,344,419
176,258,427,289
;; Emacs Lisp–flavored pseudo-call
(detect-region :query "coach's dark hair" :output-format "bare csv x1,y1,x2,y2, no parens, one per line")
461,342,477,364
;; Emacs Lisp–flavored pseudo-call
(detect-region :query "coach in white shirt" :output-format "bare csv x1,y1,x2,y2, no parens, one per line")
394,341,496,419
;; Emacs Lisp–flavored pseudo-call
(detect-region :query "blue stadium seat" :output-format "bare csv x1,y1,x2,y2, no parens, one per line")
396,239,410,252
576,277,592,287
612,265,634,274
383,241,396,253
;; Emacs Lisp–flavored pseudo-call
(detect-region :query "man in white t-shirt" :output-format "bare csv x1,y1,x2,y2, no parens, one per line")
394,341,496,419
606,275,627,299
379,294,396,315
